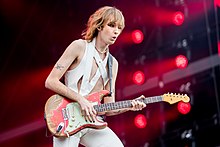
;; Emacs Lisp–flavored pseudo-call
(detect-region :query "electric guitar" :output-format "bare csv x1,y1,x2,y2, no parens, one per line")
44,90,190,137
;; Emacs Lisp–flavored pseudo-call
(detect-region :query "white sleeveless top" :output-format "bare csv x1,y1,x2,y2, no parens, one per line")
64,38,109,96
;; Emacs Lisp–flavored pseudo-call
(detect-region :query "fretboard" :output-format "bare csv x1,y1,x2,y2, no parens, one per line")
93,95,163,112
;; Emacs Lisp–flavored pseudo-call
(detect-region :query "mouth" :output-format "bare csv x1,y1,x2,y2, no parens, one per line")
111,37,117,41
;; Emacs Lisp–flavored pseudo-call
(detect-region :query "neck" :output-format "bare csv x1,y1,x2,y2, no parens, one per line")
95,37,109,54
95,46,108,54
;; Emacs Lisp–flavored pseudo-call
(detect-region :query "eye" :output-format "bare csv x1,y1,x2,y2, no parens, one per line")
108,22,115,27
118,25,123,30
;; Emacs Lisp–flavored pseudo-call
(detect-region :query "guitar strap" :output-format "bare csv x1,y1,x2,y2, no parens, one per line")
108,53,113,96
99,53,113,122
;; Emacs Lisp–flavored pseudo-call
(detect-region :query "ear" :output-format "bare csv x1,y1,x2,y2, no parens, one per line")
97,26,102,31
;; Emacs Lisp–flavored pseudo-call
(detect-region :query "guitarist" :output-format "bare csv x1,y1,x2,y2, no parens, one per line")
45,6,146,147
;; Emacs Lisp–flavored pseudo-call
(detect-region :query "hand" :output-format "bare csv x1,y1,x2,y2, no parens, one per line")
130,95,146,111
78,96,97,122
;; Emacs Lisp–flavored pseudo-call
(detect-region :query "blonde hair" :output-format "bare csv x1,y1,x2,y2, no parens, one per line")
82,6,125,42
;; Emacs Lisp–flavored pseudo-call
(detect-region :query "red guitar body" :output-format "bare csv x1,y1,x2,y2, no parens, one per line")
44,90,110,137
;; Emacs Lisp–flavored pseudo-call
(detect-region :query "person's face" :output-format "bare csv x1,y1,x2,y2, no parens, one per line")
99,18,123,45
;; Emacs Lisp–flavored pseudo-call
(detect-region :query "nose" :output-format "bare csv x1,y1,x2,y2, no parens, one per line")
114,28,120,35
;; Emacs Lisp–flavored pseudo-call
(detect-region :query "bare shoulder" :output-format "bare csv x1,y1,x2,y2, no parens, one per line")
67,39,86,55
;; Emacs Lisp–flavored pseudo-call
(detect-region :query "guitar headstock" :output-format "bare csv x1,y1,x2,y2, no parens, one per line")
162,93,190,104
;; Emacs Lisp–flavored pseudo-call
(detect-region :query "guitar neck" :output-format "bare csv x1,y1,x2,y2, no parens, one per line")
93,95,163,112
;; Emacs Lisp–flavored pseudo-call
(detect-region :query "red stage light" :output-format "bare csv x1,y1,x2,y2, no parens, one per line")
177,101,191,115
132,70,145,85
173,11,184,26
134,114,147,128
131,30,144,44
175,55,188,69
215,0,220,7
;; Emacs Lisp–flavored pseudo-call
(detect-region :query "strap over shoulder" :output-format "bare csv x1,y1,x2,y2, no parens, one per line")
108,53,113,96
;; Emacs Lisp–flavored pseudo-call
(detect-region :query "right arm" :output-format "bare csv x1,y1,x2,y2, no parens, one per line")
45,39,96,116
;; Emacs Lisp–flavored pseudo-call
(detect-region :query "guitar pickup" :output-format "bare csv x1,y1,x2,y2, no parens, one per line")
62,108,69,120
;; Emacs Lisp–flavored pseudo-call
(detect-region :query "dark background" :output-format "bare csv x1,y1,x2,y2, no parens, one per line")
0,0,220,146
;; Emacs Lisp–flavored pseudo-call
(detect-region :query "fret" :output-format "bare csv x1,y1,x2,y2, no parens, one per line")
126,100,132,107
122,101,126,108
146,98,152,104
106,103,111,111
93,105,100,112
122,101,127,108
105,104,108,111
143,96,163,104
116,102,120,109
113,102,117,109
111,102,115,110
150,97,156,102
118,101,122,109
103,103,107,111
123,101,128,108
116,101,122,109
94,105,98,111
109,103,113,110
157,96,163,101
110,103,114,110
120,101,124,108
117,102,121,109
112,102,116,110
155,96,159,102
121,101,124,108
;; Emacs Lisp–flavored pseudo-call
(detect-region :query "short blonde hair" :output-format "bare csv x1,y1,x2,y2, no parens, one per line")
82,6,125,42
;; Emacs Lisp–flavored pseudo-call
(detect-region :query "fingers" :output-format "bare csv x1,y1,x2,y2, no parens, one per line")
78,96,97,122
131,97,146,111
81,106,97,122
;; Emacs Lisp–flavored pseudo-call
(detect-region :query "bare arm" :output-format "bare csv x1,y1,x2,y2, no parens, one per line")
45,39,96,116
45,39,81,100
